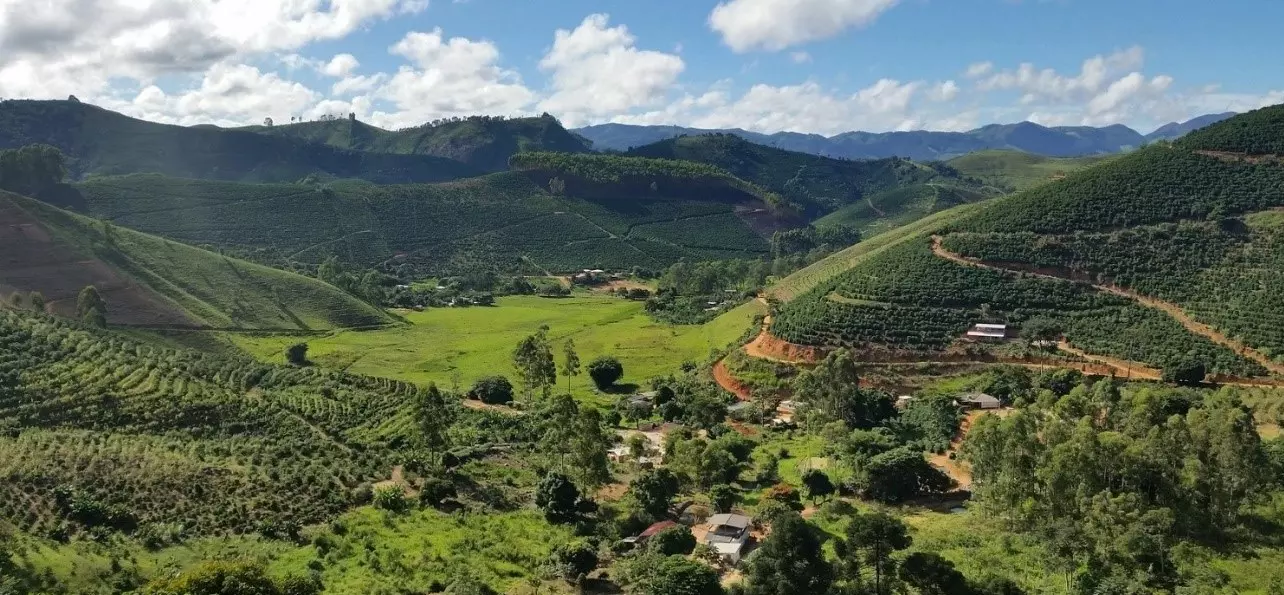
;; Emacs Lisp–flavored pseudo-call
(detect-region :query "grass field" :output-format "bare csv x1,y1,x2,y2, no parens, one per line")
947,150,1117,192
232,295,764,405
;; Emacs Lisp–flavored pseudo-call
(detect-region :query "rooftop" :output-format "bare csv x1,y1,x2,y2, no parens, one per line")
708,513,751,530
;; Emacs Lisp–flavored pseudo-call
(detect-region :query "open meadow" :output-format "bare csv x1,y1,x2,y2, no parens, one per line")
232,295,764,405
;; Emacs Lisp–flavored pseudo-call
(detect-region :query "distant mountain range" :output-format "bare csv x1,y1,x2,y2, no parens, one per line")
575,113,1238,161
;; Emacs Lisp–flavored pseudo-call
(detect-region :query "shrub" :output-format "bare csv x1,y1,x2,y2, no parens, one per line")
649,524,697,556
286,343,308,366
372,485,410,512
469,376,514,404
588,356,625,388
419,477,457,507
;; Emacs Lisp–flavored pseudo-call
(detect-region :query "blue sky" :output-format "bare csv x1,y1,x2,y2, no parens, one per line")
2,0,1281,134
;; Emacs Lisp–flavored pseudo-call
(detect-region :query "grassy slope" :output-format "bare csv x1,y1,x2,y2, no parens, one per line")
77,172,772,275
947,149,1116,192
232,295,764,406
1,191,390,330
245,115,593,172
769,200,997,302
0,99,479,183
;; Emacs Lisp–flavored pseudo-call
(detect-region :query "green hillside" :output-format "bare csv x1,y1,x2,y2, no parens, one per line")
0,100,479,183
773,105,1284,375
1178,103,1284,154
624,133,994,214
245,113,592,172
946,149,1116,191
77,169,774,277
0,191,391,330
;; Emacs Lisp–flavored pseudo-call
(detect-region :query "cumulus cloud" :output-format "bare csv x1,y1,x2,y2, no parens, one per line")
322,54,360,78
709,0,901,52
929,81,960,102
107,63,319,127
370,29,536,128
0,0,427,100
536,14,685,126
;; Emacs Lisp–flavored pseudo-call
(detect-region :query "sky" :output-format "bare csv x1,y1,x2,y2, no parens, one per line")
2,0,1282,135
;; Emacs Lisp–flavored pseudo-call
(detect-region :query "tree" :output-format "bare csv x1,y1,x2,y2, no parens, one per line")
588,356,624,389
415,384,451,454
1163,361,1206,386
143,560,285,595
628,468,680,521
561,339,581,390
469,376,514,405
286,343,309,366
549,177,567,195
569,407,612,489
742,512,833,595
801,469,835,503
864,447,953,504
264,117,274,127
650,524,697,556
709,484,738,513
898,552,969,595
839,511,911,595
546,541,597,584
0,144,67,197
28,291,44,313
419,477,456,507
76,285,107,328
617,552,724,595
795,349,895,429
535,473,581,524
7,293,23,309
513,327,557,399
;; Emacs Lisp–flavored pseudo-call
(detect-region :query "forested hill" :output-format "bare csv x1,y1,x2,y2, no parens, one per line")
0,190,392,330
772,104,1284,377
244,113,593,172
0,100,480,183
623,133,987,214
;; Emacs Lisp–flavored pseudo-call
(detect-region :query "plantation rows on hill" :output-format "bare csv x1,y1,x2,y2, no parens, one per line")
948,146,1284,234
78,172,772,276
945,150,1115,192
0,308,422,537
772,240,1266,376
0,100,478,184
1178,104,1284,154
814,182,995,237
1,191,390,330
941,218,1284,359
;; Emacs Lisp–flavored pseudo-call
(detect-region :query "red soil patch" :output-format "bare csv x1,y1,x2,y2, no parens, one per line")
1193,150,1284,165
713,360,754,401
0,196,193,327
744,316,827,364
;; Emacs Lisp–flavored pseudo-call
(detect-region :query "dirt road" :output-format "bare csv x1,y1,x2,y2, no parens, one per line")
931,236,1284,376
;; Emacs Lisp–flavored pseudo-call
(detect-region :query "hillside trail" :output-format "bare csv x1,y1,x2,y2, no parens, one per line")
930,236,1284,377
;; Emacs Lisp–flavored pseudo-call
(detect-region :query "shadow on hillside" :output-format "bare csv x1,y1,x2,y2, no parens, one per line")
599,383,640,396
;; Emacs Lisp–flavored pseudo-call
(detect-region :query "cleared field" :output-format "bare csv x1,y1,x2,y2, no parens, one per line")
947,149,1116,191
232,295,765,405
768,200,996,302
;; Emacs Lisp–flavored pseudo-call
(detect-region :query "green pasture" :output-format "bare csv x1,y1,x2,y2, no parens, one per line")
232,295,763,405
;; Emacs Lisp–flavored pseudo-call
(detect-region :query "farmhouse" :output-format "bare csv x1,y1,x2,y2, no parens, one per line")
966,323,1009,341
957,392,1002,410
621,520,678,547
703,513,753,563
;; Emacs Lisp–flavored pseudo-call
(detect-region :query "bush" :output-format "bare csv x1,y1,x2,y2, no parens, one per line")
286,343,308,366
372,485,410,512
1163,361,1207,386
588,356,624,389
546,541,598,584
419,477,457,507
469,376,514,404
649,524,697,556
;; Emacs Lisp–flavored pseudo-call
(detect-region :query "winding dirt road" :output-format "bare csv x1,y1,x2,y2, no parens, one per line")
930,236,1284,377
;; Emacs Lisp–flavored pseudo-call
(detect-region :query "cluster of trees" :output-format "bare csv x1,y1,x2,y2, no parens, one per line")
1179,104,1284,155
962,379,1275,591
510,326,625,400
0,144,67,197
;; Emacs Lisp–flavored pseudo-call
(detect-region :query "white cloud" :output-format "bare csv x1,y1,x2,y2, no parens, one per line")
0,0,427,101
791,52,813,64
322,54,360,78
372,29,536,128
929,80,959,102
709,0,901,52
536,14,685,126
108,63,319,127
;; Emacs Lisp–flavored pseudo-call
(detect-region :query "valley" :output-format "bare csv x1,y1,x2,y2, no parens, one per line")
4,98,1284,595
